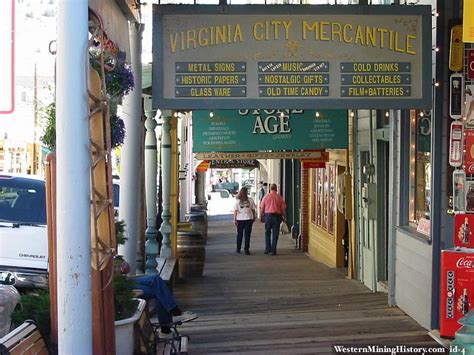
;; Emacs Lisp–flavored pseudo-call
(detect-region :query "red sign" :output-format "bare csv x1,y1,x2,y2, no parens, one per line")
469,50,474,80
466,130,474,174
440,249,474,337
302,161,326,169
454,214,474,248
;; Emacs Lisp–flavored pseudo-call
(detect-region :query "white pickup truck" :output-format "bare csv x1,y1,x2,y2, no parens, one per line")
0,174,48,289
0,174,121,290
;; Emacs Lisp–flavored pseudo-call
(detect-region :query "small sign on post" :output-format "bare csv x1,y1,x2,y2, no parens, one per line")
449,25,464,72
468,50,474,80
449,121,464,167
450,74,464,119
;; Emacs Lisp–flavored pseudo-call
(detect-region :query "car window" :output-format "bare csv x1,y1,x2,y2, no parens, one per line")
113,183,120,208
0,177,46,224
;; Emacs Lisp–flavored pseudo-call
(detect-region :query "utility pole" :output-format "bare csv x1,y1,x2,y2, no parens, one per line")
32,63,37,175
56,1,92,353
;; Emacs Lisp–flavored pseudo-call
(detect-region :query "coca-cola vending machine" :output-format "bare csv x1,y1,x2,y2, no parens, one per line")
440,249,474,337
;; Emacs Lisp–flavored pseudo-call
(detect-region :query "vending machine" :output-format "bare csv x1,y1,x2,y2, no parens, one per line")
440,249,474,337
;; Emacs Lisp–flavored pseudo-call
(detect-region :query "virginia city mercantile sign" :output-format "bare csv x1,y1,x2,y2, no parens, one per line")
153,5,431,110
192,109,347,152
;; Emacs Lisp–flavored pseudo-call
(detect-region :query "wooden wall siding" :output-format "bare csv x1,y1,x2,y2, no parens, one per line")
301,167,309,251
392,112,433,329
348,112,356,278
307,151,347,268
302,113,355,272
395,230,432,329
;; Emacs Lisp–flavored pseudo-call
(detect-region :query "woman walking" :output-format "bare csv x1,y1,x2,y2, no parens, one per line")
233,186,257,255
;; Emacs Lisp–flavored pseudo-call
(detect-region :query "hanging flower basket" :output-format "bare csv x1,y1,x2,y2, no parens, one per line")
110,114,126,148
90,48,134,100
105,51,134,99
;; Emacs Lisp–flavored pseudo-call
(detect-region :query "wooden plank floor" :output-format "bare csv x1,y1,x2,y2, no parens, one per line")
173,218,444,354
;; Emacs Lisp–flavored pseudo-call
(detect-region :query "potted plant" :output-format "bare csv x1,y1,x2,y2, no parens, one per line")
9,221,145,355
113,220,145,355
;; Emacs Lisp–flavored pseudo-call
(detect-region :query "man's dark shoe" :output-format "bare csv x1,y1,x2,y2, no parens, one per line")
236,249,241,253
245,250,251,255
264,250,270,254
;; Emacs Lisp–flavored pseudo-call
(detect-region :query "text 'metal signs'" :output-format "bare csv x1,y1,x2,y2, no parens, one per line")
0,0,15,114
153,5,432,110
192,109,347,152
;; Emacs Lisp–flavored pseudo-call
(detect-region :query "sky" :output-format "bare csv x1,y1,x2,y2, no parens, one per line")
0,0,56,145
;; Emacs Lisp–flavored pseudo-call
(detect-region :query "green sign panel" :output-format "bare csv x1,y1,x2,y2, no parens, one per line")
192,109,348,152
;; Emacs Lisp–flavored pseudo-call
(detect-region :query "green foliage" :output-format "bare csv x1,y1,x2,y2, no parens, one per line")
113,274,138,321
40,102,56,150
11,290,51,340
115,219,127,245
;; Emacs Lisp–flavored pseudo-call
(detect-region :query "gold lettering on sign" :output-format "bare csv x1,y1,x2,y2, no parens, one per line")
170,24,243,53
301,21,417,55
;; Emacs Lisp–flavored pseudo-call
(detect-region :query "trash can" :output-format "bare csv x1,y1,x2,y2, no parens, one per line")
190,204,208,222
185,211,208,244
177,231,205,278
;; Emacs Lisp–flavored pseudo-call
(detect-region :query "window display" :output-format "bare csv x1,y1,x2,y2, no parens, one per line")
311,164,336,236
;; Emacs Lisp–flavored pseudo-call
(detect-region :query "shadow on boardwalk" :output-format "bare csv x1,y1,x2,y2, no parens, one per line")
173,218,443,354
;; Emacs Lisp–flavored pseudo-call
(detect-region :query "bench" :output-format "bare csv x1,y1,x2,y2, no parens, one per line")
156,257,177,287
0,320,48,355
134,308,189,355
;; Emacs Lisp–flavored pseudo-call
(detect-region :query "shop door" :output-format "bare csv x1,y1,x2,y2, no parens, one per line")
358,149,377,290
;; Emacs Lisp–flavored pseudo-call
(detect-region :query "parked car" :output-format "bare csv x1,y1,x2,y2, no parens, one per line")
0,174,120,290
0,174,48,289
242,179,255,189
213,181,239,195
207,189,235,215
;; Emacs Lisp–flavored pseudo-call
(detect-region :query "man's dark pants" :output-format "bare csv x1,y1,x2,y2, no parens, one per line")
264,213,282,254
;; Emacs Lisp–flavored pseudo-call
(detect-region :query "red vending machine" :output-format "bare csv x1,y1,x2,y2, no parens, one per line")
440,249,474,337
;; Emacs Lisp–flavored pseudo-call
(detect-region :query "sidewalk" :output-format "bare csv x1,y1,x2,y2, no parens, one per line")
173,217,444,354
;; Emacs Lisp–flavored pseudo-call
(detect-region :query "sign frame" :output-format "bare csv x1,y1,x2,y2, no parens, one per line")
0,0,15,114
153,4,432,110
195,150,329,160
449,74,464,119
468,50,474,80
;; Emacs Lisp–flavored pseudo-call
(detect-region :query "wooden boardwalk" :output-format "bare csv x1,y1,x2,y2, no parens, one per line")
173,218,444,354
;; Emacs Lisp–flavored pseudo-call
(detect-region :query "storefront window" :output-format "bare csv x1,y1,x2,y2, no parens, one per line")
311,170,317,224
311,165,335,236
317,169,324,227
328,164,335,234
408,109,431,226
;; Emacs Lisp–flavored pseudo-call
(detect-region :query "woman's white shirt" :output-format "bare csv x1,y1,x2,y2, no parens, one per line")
234,198,256,221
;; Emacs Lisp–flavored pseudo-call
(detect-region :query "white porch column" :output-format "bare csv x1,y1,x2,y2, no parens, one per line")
118,22,143,274
179,115,188,220
160,111,172,257
56,0,92,353
144,97,159,273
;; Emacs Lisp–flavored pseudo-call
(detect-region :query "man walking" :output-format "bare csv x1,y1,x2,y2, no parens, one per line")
259,183,286,255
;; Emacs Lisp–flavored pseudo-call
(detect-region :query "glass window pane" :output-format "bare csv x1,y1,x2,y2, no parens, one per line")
311,170,317,224
328,164,335,235
409,109,431,226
